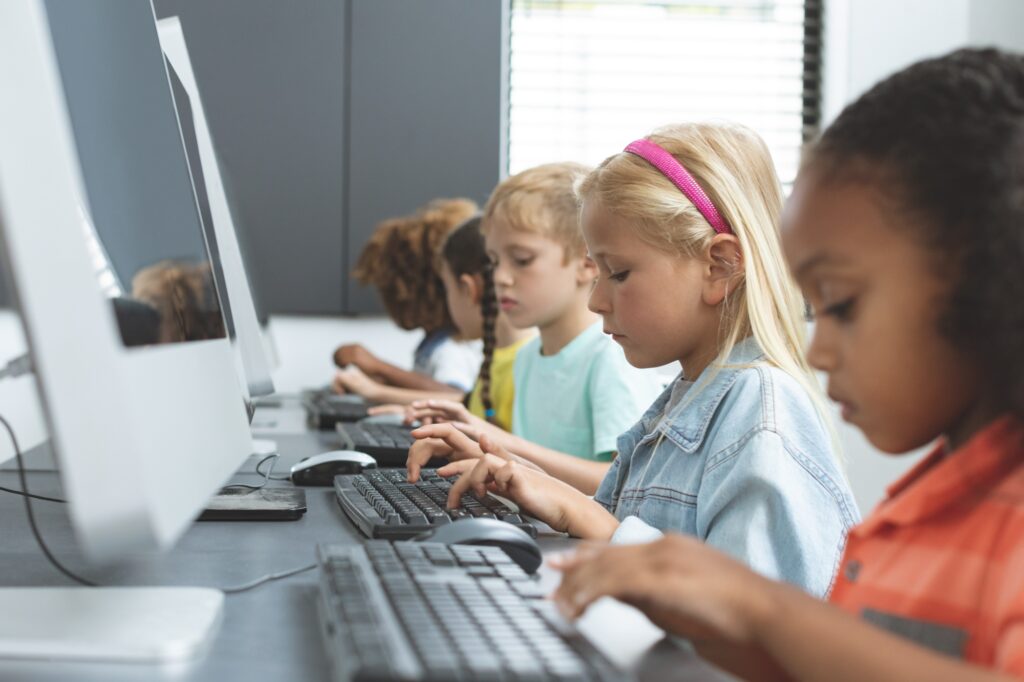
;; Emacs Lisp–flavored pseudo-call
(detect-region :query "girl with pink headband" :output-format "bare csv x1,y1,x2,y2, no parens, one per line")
410,122,857,598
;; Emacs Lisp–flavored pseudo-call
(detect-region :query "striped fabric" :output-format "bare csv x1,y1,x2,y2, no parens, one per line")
830,416,1024,674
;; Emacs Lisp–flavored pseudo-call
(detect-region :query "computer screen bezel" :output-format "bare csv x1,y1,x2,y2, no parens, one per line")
158,16,276,402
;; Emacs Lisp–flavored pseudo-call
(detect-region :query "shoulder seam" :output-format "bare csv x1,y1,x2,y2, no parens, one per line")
704,425,859,528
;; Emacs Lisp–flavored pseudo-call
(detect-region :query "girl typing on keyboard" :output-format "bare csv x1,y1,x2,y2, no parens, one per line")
407,122,859,600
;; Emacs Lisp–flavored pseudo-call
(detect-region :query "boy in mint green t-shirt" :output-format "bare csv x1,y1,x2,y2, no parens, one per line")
407,162,661,495
512,321,657,462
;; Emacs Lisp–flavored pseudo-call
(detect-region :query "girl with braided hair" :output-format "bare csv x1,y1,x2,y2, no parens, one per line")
437,216,534,430
370,216,535,429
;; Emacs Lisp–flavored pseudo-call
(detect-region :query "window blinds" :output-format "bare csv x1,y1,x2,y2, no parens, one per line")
508,0,823,185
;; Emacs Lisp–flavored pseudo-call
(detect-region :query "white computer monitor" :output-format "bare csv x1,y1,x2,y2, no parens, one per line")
158,17,276,403
0,0,256,661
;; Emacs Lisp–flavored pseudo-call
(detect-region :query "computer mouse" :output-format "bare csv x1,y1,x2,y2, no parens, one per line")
290,450,377,486
413,517,543,574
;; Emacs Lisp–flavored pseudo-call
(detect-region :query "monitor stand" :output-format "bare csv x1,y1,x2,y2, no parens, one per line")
0,587,223,662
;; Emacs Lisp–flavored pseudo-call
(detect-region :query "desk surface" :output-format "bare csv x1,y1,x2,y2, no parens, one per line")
0,402,736,681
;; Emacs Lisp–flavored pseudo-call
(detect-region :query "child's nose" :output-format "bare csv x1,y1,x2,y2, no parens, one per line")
493,262,513,287
588,277,610,314
806,323,838,373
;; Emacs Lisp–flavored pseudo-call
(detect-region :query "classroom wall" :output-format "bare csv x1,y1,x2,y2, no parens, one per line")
152,0,509,317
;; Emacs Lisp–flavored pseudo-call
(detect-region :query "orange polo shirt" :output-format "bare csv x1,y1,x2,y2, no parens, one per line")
830,416,1024,674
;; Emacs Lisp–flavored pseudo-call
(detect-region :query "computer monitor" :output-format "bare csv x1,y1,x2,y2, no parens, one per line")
158,16,276,402
0,0,256,660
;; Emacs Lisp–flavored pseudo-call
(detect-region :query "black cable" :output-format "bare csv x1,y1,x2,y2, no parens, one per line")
0,413,96,587
0,484,65,503
255,452,291,481
220,452,282,492
1,414,314,595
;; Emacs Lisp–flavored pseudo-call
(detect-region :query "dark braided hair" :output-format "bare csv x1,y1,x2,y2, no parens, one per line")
441,216,499,423
805,48,1024,418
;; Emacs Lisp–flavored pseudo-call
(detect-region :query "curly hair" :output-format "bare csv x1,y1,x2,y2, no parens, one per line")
353,198,478,331
806,48,1024,417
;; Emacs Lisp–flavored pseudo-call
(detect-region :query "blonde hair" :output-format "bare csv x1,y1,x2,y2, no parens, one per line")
577,122,836,453
354,197,478,331
482,162,591,260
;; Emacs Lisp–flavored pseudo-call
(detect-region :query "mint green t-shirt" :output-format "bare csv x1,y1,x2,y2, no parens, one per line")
511,322,663,461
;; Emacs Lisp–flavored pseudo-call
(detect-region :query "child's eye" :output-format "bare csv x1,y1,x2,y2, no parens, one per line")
513,256,534,268
609,270,630,283
821,297,856,322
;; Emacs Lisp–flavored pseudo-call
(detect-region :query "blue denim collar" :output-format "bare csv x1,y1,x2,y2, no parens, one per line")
657,336,766,453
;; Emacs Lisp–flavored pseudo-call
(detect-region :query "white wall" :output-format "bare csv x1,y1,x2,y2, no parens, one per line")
968,0,1024,53
265,315,423,394
820,0,1024,513
265,314,677,394
825,0,1024,125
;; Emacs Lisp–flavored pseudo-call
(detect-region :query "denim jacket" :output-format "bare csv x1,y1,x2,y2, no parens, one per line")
595,338,860,597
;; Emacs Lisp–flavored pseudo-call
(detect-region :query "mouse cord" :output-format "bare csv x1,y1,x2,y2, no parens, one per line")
0,482,66,503
0,354,65,504
0,412,96,586
1,415,315,594
254,451,291,481
221,562,318,594
220,452,282,492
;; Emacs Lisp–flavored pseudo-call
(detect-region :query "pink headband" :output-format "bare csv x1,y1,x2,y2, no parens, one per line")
624,139,732,235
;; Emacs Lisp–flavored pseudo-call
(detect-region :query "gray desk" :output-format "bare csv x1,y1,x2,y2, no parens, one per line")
0,403,735,681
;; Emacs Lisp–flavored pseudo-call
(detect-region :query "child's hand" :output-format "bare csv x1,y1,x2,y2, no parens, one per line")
405,400,511,445
406,422,484,482
440,434,578,533
333,343,381,375
366,404,406,416
404,399,474,426
332,366,381,401
550,534,778,647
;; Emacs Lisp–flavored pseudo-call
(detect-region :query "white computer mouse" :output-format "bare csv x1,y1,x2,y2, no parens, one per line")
290,450,377,486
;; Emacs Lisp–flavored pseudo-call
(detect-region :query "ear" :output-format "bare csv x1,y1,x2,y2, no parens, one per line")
459,273,483,305
701,234,744,306
575,254,599,287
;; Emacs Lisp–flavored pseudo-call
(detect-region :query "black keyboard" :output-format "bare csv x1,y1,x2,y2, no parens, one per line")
335,469,537,539
316,541,626,681
335,422,416,465
303,392,371,430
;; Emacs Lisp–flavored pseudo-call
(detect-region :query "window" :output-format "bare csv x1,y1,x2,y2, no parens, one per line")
508,0,823,185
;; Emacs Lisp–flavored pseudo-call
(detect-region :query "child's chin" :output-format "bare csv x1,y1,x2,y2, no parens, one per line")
863,425,930,456
506,308,538,328
620,347,658,369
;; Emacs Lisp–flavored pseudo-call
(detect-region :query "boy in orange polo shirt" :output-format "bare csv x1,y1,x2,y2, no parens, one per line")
550,48,1024,681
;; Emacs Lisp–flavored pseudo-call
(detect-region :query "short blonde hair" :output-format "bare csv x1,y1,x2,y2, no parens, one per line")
578,122,836,454
482,162,591,259
353,197,478,331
